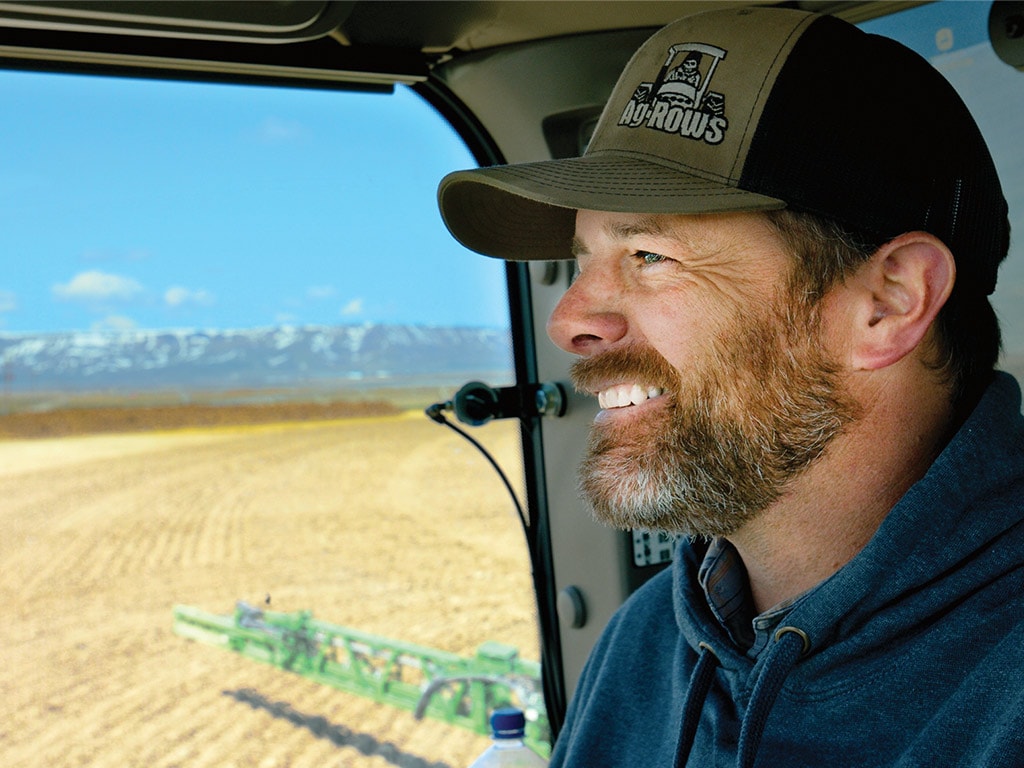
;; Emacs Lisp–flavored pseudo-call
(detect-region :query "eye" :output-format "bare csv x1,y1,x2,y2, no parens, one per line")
635,250,667,266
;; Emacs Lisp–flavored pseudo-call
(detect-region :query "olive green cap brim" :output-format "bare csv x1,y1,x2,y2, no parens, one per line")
438,151,784,261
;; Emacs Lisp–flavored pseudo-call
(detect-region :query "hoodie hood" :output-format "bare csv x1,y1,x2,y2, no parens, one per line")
670,371,1024,765
675,372,1024,656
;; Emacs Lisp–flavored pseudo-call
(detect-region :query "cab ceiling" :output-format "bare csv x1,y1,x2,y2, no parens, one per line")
329,1,923,52
0,1,922,47
0,1,926,87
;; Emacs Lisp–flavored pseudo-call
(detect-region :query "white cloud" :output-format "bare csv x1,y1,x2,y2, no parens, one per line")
165,286,214,308
91,315,137,332
53,270,143,301
0,289,15,313
341,298,363,316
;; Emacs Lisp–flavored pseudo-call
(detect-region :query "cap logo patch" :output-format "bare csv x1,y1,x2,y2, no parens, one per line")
617,42,728,145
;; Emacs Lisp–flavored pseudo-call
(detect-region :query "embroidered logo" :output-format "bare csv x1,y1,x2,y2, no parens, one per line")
618,43,728,145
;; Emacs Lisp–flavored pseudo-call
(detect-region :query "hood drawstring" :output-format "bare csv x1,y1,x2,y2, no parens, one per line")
674,642,721,768
737,627,809,768
674,627,810,768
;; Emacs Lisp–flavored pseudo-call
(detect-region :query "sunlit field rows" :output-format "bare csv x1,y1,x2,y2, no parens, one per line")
0,412,537,767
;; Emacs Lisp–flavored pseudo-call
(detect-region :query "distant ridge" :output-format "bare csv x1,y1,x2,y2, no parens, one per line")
0,324,513,392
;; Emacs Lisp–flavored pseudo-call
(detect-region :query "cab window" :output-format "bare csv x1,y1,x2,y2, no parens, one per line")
0,72,539,766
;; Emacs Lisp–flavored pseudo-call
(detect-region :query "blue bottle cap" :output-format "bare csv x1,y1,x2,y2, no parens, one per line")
490,707,526,738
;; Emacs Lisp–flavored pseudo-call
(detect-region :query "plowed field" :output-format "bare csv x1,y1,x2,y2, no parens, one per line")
0,413,537,767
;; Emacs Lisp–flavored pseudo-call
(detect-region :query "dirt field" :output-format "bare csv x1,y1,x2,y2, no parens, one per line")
0,412,538,767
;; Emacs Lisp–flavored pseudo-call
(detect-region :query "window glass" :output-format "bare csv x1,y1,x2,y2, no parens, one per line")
0,72,540,766
860,1,1024,390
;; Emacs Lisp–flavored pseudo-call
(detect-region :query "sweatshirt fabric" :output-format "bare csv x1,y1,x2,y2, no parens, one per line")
549,372,1024,767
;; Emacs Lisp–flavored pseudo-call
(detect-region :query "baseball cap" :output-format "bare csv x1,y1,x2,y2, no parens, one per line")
438,7,1009,296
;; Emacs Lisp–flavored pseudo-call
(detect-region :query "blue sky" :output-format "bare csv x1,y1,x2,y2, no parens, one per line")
0,72,509,334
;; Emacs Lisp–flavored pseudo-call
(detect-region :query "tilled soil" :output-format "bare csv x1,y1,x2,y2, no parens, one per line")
0,414,538,767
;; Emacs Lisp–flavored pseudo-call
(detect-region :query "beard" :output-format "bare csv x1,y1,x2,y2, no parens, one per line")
570,294,860,538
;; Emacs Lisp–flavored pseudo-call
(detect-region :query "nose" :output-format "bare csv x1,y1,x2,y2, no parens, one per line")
546,264,628,356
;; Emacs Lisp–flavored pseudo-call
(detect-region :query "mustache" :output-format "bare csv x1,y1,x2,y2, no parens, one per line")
570,344,679,394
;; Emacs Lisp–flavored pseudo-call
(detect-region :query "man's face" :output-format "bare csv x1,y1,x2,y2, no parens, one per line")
546,210,859,537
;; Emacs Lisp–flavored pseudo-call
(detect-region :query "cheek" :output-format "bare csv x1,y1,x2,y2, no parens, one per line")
635,290,745,371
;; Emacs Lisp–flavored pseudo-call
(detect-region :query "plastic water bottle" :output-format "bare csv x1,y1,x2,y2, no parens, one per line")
468,707,549,767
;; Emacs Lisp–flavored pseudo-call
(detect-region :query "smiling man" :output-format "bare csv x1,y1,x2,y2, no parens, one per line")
437,7,1024,768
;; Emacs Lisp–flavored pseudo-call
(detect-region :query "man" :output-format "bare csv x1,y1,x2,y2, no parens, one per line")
667,52,702,88
438,7,1023,767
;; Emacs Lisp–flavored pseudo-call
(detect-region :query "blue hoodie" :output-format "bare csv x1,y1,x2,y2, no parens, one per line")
550,372,1024,767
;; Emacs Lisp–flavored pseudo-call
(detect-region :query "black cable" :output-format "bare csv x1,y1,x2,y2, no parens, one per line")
426,407,529,540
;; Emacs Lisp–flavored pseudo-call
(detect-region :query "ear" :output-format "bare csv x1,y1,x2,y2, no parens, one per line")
844,232,956,371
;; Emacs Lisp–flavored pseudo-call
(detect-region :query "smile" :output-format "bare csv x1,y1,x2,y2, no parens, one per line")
597,384,666,410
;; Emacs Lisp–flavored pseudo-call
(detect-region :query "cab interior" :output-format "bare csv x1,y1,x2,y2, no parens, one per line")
1,1,1021,764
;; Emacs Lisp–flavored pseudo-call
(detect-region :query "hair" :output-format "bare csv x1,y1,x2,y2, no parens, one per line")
762,208,1002,411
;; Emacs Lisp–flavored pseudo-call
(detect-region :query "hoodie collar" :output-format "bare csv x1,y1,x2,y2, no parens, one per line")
698,537,811,657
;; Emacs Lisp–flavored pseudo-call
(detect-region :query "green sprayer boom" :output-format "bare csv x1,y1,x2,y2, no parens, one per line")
172,602,550,756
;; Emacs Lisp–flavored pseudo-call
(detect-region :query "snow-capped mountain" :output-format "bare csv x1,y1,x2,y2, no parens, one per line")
0,325,513,392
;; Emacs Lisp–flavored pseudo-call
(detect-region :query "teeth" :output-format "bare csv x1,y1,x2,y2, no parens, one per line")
597,384,664,410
